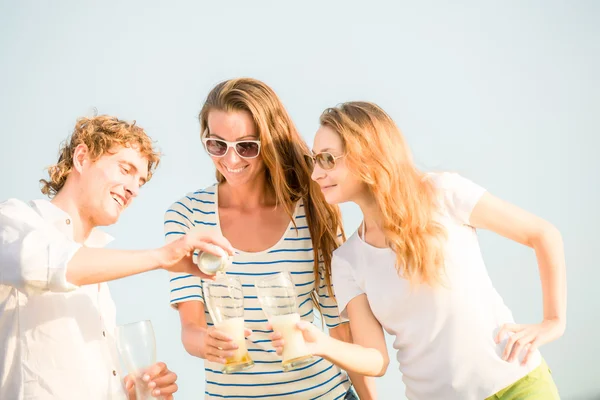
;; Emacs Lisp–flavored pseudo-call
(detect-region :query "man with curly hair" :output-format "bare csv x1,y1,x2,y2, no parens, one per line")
0,115,233,400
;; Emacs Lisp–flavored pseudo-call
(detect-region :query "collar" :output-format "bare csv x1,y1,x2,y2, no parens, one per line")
29,199,114,248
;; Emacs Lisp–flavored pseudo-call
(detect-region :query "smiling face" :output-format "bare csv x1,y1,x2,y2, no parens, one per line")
310,125,367,205
205,109,265,187
76,144,149,227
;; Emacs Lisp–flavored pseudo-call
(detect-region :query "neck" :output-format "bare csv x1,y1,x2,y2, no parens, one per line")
220,174,275,209
354,191,384,235
50,182,94,243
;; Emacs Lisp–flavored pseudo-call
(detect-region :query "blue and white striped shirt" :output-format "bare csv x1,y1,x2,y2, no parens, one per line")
165,184,350,399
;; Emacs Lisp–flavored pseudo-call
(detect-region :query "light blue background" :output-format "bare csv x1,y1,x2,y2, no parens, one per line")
1,1,598,399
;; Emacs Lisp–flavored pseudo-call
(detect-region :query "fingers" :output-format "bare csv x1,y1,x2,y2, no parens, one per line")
521,339,541,365
205,329,237,363
506,332,533,362
190,233,235,255
151,383,178,398
296,320,312,331
208,329,236,346
124,374,135,391
193,241,232,258
168,254,217,280
143,362,167,382
244,328,253,337
206,354,228,364
496,323,521,344
502,327,539,363
502,330,523,361
148,370,177,389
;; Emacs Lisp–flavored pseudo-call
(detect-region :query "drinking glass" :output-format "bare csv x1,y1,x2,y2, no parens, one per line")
205,275,254,373
256,272,314,371
115,320,156,400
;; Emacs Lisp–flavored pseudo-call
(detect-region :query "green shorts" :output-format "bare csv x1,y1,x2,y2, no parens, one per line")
485,360,560,400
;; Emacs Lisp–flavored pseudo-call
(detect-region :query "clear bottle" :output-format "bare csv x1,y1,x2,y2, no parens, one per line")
196,250,232,275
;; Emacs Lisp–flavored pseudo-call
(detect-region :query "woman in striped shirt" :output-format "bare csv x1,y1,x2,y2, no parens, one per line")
165,78,373,399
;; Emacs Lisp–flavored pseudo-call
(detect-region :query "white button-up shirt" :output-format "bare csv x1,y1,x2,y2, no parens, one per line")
0,198,128,400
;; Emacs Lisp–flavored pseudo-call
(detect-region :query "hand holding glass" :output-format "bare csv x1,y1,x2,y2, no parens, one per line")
256,272,314,371
205,275,254,373
115,320,156,400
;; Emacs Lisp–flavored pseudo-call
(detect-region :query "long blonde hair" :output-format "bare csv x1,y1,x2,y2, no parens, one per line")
320,101,447,286
199,78,345,304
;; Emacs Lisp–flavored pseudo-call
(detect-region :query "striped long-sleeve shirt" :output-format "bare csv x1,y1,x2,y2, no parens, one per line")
165,184,351,399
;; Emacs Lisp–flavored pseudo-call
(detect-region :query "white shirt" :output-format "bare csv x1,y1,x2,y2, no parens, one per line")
332,173,542,400
0,199,127,400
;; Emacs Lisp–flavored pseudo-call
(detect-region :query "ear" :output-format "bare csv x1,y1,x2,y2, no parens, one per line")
72,144,90,173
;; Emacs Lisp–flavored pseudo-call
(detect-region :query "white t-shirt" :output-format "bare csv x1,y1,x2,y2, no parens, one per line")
332,172,542,400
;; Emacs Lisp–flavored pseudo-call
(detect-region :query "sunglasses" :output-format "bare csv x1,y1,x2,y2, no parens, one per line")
202,136,261,159
306,152,345,170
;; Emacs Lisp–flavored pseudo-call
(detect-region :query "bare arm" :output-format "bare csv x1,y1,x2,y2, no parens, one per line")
0,199,233,293
470,192,566,362
178,301,247,364
329,321,378,399
178,301,210,359
65,231,232,286
272,294,389,378
322,294,389,377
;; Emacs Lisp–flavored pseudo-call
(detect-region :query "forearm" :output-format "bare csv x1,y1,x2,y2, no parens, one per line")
181,321,209,359
319,334,387,377
329,324,378,397
347,369,377,399
532,224,567,323
66,247,161,286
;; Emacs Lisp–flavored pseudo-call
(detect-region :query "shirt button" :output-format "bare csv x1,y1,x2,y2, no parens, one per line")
66,219,71,225
102,331,106,337
112,370,117,376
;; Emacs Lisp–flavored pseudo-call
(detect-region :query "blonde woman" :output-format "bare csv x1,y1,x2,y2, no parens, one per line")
165,80,372,399
270,101,565,399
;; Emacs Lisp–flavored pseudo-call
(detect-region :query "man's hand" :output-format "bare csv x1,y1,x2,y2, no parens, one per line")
157,229,235,278
124,361,178,400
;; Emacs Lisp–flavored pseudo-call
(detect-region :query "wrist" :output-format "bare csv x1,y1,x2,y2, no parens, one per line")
183,324,208,358
315,332,334,358
149,247,170,270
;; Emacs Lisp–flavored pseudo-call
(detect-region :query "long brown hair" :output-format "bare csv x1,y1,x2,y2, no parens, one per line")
320,101,447,286
199,78,345,311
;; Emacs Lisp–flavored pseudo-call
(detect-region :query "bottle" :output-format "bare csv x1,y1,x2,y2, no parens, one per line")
196,249,232,275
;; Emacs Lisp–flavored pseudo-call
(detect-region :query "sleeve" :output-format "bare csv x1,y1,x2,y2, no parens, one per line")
164,197,205,308
433,172,487,226
330,253,364,320
0,199,81,295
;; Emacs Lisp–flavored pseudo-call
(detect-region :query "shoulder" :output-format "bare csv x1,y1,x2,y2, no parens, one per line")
0,198,46,237
332,231,362,268
166,184,218,212
0,198,31,214
425,172,487,223
425,172,484,193
0,198,38,221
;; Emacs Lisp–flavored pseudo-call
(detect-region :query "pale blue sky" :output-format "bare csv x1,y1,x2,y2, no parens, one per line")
1,1,598,399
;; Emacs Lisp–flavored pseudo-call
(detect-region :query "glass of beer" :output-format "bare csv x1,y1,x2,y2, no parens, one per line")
116,320,157,400
256,272,314,372
205,275,254,373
